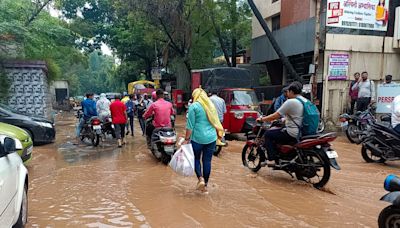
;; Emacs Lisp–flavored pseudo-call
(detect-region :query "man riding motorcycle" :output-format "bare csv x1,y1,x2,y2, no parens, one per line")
143,89,175,145
96,93,111,121
77,93,98,138
256,82,308,166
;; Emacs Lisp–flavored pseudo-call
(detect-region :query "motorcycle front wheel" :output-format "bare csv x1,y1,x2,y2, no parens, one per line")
242,144,262,173
295,151,331,189
346,124,362,144
361,144,386,163
317,119,325,133
378,206,400,228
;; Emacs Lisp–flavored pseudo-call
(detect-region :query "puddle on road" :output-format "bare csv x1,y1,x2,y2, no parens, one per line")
27,113,387,227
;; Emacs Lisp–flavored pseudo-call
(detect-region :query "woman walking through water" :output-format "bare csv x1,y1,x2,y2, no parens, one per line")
184,88,224,193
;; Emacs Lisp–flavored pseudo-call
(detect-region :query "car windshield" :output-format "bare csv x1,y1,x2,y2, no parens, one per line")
231,91,259,106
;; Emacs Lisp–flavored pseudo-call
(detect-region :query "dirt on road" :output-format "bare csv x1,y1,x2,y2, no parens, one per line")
26,112,396,227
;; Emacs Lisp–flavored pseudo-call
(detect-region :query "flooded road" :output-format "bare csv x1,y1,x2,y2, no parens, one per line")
26,113,395,227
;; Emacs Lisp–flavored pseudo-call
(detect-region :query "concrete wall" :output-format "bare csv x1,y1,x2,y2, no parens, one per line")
252,0,281,38
322,34,400,123
3,61,53,118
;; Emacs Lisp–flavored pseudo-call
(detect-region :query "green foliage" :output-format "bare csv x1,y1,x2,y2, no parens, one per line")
259,73,271,86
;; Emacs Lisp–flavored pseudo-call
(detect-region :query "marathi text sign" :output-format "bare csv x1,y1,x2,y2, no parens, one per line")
326,0,390,31
328,54,349,80
376,84,400,113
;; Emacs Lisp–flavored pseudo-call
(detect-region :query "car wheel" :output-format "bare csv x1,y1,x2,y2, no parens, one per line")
13,184,28,228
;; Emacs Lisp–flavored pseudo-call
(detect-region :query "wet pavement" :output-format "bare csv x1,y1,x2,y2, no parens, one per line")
26,112,396,227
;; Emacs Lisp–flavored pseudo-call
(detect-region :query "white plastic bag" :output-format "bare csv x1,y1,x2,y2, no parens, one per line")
169,144,195,177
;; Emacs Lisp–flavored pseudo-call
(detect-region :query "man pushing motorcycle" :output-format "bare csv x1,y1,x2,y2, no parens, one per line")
256,81,319,166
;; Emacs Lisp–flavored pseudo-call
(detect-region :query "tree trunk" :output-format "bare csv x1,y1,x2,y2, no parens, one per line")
211,12,231,67
232,37,237,67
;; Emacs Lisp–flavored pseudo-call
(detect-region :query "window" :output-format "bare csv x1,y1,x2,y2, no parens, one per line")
271,14,280,31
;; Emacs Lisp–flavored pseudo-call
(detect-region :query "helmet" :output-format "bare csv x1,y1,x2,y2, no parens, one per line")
152,91,157,100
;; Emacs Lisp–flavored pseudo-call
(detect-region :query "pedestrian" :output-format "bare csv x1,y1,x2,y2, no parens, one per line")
273,86,289,113
352,71,375,112
392,95,400,134
110,94,128,147
209,90,227,123
384,75,397,85
125,94,137,136
143,94,153,108
136,95,146,136
184,88,224,193
349,72,360,114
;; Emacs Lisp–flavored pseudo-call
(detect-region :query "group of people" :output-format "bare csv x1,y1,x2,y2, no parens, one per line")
77,92,163,147
348,72,396,114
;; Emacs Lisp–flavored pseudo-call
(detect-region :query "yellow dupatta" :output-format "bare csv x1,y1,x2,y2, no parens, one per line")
192,88,225,139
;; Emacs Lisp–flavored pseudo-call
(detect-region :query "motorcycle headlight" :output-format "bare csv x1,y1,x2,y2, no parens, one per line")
234,112,244,120
35,121,53,128
14,139,23,150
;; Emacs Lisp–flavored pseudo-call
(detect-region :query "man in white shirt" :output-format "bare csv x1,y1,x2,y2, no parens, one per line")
352,71,375,112
392,95,400,134
209,91,227,123
384,75,397,85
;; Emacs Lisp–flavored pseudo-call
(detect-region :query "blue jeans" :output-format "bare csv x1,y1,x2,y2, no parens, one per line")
76,117,85,137
191,140,216,185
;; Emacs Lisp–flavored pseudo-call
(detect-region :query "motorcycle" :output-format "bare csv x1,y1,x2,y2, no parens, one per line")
378,174,400,228
101,116,116,138
77,113,102,147
145,117,177,164
241,117,340,189
339,107,376,144
360,116,400,163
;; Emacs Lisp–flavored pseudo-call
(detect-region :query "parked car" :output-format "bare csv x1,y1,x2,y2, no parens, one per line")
0,104,55,145
0,135,28,227
0,122,33,163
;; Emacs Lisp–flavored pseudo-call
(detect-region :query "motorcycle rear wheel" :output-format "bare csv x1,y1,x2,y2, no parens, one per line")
361,145,386,163
242,144,262,173
295,151,331,189
378,205,400,228
91,134,100,147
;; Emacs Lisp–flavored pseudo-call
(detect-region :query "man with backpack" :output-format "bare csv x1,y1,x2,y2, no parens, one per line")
256,81,320,166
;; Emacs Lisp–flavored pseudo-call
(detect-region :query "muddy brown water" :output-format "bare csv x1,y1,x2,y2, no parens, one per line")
26,113,395,227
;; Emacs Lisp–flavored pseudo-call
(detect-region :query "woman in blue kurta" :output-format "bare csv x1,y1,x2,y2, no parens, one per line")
184,88,224,193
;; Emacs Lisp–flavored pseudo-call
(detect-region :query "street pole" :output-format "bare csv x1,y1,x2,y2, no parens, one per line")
312,0,322,103
247,0,301,82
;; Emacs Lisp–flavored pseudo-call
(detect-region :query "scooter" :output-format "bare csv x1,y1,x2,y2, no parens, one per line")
145,117,177,165
378,174,400,228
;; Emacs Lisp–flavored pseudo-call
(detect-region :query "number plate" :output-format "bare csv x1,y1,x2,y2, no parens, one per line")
164,146,175,152
326,150,338,159
341,121,348,127
93,125,101,130
26,146,33,155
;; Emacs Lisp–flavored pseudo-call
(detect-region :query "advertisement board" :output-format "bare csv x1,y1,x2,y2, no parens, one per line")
376,84,400,113
326,0,390,31
328,53,349,80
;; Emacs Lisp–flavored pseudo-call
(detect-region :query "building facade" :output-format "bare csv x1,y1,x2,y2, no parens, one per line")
252,0,400,123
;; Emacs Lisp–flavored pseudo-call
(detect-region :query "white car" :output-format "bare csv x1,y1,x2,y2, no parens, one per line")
0,135,28,228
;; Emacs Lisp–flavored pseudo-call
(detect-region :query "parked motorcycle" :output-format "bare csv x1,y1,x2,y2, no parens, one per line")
360,116,400,163
339,107,376,144
101,116,116,138
378,174,400,228
241,117,340,189
145,118,177,164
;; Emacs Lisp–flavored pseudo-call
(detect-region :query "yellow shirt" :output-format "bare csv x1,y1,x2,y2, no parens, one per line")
376,6,385,20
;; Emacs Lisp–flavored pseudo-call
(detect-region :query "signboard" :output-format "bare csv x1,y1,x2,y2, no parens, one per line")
376,84,400,113
328,53,349,80
151,68,161,80
326,0,390,31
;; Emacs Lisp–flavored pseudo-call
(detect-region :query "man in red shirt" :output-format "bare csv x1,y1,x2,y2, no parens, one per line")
143,89,175,141
110,94,128,147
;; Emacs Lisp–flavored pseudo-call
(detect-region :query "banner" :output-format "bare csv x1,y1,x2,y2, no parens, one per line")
376,84,400,113
328,53,349,80
326,0,390,31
